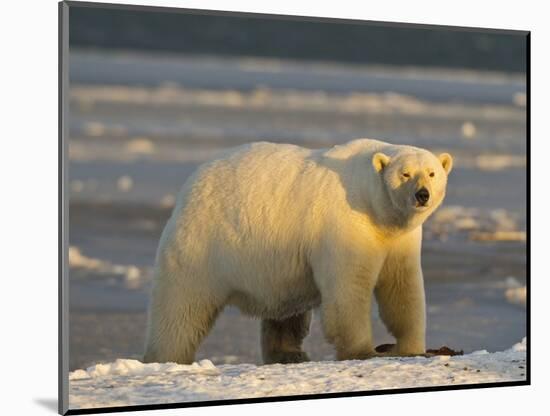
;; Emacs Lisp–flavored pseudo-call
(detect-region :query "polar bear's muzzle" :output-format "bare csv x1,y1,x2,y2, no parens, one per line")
414,187,430,206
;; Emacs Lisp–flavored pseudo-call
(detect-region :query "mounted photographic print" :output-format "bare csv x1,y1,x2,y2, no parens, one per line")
59,1,530,414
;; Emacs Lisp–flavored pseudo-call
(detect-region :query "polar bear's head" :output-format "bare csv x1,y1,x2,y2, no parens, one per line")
372,148,453,223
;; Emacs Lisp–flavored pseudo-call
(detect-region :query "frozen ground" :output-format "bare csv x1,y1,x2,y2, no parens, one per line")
69,338,527,410
67,50,527,371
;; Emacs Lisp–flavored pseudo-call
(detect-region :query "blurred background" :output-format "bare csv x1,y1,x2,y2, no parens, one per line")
67,4,527,370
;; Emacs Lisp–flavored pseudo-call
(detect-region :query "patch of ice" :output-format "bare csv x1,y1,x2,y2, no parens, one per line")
116,175,133,192
69,246,152,289
505,286,527,307
449,154,526,171
69,139,226,164
513,92,527,107
125,266,140,280
160,193,176,208
69,246,104,270
509,337,527,352
426,205,525,243
84,121,106,137
475,155,526,171
211,355,241,365
461,121,477,139
69,369,90,381
455,217,479,231
470,231,526,242
125,137,155,155
471,350,489,355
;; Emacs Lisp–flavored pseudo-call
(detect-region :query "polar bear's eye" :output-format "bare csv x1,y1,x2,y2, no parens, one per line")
429,172,435,177
402,172,410,178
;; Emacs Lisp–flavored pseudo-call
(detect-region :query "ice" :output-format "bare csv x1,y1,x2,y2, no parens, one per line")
505,287,527,307
160,193,176,208
125,137,155,155
513,92,527,107
116,175,133,192
504,276,522,288
69,340,527,410
71,84,525,122
461,121,477,139
69,246,153,289
426,205,525,242
475,155,526,171
69,358,219,381
509,337,527,352
69,246,104,270
470,231,526,242
83,121,106,137
69,369,90,381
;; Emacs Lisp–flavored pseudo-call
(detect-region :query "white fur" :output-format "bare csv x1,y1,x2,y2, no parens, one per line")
143,139,452,364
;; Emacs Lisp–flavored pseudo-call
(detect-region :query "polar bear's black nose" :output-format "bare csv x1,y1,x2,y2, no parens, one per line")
415,187,430,205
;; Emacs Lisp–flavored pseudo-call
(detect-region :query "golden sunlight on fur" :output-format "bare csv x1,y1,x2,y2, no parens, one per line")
143,139,452,364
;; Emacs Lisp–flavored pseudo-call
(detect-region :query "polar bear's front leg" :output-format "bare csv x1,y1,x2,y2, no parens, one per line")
321,287,378,360
312,240,386,361
318,268,382,361
261,311,312,364
375,229,426,356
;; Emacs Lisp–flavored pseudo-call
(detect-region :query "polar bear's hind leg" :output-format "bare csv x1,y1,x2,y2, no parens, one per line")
261,311,312,364
143,288,224,365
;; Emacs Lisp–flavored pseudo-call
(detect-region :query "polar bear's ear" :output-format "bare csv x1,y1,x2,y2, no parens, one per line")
372,152,390,173
439,153,453,174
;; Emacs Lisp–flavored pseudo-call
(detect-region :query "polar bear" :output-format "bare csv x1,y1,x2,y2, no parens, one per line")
143,139,453,365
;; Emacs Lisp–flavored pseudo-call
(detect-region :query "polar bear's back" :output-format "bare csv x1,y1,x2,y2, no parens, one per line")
180,142,328,243
166,139,397,260
177,142,317,224
158,142,330,306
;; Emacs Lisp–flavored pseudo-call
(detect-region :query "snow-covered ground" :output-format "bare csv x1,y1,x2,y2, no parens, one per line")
69,338,527,410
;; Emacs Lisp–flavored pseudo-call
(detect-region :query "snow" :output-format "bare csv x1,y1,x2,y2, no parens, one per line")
125,137,156,155
116,175,134,192
69,246,152,289
70,84,525,123
510,337,527,352
461,121,477,139
505,287,527,307
69,339,527,410
427,206,525,242
70,359,219,381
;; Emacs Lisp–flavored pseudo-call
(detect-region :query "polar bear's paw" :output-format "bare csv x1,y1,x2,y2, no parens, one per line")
374,343,426,358
265,351,310,365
